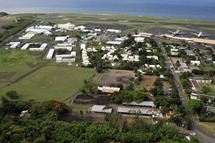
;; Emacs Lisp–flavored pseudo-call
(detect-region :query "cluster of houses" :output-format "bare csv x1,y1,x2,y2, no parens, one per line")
46,36,77,62
101,46,118,61
106,37,126,45
81,44,91,66
121,54,139,62
19,25,53,40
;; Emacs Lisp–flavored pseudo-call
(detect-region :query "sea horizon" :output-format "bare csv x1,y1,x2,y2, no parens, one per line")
1,0,215,22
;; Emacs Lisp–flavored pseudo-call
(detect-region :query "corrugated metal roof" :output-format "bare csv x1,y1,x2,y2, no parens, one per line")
91,105,112,113
122,101,156,107
117,107,153,115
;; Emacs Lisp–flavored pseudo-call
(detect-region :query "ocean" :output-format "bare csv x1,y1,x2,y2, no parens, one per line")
1,0,215,21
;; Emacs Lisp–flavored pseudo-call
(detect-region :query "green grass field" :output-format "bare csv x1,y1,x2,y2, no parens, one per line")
0,63,95,102
197,122,215,137
200,83,215,96
0,50,44,87
37,13,215,25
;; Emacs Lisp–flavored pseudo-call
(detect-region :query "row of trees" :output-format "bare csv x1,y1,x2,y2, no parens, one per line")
0,99,197,143
110,90,149,104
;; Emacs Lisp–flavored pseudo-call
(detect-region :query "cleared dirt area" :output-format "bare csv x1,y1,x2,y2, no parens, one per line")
142,75,157,90
97,70,135,88
74,94,110,105
163,81,171,93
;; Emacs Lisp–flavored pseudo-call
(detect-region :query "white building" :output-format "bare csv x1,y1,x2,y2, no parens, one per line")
190,93,214,103
35,25,53,31
29,43,47,51
26,26,52,35
190,61,201,66
47,49,55,59
117,107,161,116
19,33,35,40
147,55,159,60
74,26,86,31
21,43,30,50
55,36,69,42
55,23,75,30
91,105,112,113
122,101,156,108
106,41,122,45
170,48,179,56
106,29,121,33
8,42,20,49
135,37,145,43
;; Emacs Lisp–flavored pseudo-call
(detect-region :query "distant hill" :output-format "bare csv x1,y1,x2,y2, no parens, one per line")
0,12,8,17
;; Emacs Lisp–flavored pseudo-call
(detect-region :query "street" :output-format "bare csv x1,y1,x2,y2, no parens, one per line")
156,38,215,143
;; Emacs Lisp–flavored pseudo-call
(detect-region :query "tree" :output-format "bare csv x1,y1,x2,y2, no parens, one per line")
126,83,134,91
200,96,208,104
153,78,163,88
117,83,123,90
6,90,18,99
176,61,180,67
202,86,210,94
185,116,192,130
154,96,169,107
188,99,201,114
180,79,189,88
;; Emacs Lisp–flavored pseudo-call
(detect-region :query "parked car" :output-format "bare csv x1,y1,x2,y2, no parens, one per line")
190,132,196,136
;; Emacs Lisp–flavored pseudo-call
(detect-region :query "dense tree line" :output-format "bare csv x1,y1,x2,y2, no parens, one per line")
110,90,149,104
0,99,197,143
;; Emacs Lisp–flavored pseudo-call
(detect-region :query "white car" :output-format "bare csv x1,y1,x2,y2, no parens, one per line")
190,132,196,136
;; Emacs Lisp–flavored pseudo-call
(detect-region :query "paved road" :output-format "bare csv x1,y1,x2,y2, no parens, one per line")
0,21,35,48
6,61,51,87
156,38,215,143
76,39,81,67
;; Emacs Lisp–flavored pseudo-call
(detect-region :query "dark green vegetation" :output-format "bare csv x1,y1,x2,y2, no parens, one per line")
0,98,198,143
0,17,34,43
179,72,193,90
0,12,8,17
110,90,149,104
188,98,215,122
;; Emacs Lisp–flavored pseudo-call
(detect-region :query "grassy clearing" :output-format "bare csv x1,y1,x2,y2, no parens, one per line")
72,104,91,113
200,83,215,96
201,27,215,32
40,13,215,25
197,122,215,137
90,72,104,83
158,25,196,31
0,50,44,87
0,63,95,102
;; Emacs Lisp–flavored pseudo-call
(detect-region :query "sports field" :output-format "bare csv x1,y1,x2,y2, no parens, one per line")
0,63,95,102
171,57,184,64
188,66,200,70
0,50,44,88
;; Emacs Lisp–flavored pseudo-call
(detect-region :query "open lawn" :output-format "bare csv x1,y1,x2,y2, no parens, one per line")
0,63,95,102
197,122,215,137
37,13,215,25
0,50,44,87
200,83,215,96
188,66,200,70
